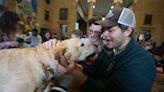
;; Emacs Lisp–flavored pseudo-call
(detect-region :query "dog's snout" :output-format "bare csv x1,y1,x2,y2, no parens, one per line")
81,43,84,47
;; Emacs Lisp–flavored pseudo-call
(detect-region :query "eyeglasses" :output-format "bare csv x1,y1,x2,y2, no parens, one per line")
89,30,102,35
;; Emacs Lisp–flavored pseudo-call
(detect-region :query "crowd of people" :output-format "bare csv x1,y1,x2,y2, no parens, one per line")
0,5,57,49
0,3,163,92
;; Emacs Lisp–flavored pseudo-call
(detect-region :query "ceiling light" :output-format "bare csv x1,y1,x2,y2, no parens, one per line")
111,6,114,9
102,17,105,20
87,0,96,3
93,5,95,8
114,0,123,3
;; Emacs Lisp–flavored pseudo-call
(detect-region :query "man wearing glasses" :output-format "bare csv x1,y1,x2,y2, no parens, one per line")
49,16,103,92
88,16,103,46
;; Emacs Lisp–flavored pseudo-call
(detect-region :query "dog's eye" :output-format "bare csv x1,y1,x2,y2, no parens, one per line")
81,43,84,47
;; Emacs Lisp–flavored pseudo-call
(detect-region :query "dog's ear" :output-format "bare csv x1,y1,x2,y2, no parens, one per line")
63,48,71,60
55,47,71,60
54,47,64,61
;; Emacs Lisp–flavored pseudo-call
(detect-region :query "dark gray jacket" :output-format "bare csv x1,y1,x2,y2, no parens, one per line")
81,38,156,92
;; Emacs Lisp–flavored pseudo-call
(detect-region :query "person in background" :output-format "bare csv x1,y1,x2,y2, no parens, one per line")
43,16,103,51
30,28,42,47
70,29,82,39
149,42,164,74
42,30,53,42
87,16,103,46
58,8,156,92
79,16,103,65
0,5,21,49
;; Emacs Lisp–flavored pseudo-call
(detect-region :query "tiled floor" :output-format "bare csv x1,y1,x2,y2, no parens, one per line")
152,73,164,92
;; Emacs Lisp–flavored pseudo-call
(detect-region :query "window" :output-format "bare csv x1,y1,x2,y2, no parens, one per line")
144,14,152,25
45,0,50,4
44,10,49,21
59,8,68,20
60,24,67,40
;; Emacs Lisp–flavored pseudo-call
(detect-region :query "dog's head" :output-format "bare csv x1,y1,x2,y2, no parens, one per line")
47,38,96,76
54,38,96,62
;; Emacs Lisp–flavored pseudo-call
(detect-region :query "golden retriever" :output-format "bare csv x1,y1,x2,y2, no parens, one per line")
0,38,96,92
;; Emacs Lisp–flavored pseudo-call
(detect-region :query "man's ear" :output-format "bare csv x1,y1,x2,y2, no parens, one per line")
124,27,133,37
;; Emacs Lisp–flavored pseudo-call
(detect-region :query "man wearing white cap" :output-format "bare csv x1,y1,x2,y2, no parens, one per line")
66,8,156,92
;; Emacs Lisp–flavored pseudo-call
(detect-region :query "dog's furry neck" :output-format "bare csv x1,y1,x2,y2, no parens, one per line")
35,46,59,71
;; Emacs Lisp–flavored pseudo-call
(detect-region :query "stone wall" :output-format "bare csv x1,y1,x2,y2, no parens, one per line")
134,0,164,46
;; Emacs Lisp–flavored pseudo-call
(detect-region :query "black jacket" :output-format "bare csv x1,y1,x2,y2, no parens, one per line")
81,38,156,92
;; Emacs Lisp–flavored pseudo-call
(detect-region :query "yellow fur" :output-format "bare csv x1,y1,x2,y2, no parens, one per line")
0,38,96,92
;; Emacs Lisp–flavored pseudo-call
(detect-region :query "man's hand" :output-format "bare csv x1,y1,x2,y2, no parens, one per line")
59,54,75,72
58,55,86,85
8,41,19,47
42,39,59,49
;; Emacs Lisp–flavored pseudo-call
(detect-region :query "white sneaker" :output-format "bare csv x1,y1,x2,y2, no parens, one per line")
51,86,67,92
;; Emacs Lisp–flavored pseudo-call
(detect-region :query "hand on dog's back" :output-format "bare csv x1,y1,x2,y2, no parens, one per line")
42,39,59,49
